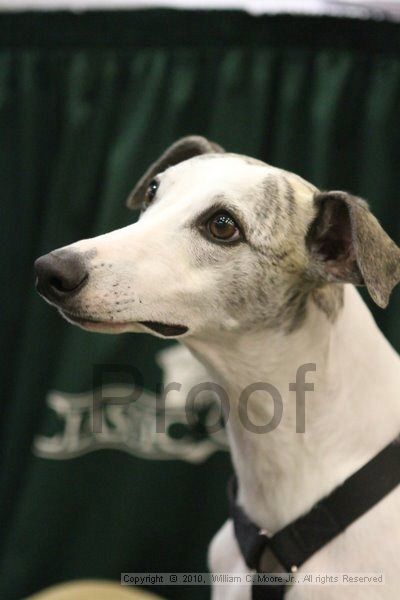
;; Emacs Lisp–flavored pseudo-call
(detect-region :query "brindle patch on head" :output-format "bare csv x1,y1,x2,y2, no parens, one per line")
282,176,297,219
248,175,295,253
201,170,314,333
233,172,346,332
254,176,281,223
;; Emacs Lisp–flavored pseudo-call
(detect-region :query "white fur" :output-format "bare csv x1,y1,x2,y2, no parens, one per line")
204,285,400,599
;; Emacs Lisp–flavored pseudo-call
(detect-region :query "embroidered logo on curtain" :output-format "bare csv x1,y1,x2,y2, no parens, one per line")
33,386,228,462
33,345,228,463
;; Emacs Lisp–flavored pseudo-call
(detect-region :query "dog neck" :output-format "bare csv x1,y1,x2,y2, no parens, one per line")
184,284,400,533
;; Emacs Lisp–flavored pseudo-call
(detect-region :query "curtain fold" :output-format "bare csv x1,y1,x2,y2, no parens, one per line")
0,9,399,600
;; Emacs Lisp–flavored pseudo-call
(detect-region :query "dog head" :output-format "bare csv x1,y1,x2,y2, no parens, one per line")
35,136,400,338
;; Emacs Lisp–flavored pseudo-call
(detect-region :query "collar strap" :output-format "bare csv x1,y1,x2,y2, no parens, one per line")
229,438,400,573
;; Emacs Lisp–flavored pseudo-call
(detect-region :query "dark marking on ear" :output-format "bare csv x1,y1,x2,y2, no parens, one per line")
306,191,400,308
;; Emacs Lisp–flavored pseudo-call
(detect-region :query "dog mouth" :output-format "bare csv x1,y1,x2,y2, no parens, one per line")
61,311,188,337
138,321,188,337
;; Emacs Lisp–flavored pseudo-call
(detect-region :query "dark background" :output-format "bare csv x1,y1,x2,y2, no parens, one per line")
0,9,399,599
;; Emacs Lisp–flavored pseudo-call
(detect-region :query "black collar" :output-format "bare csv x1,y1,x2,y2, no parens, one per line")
228,438,400,597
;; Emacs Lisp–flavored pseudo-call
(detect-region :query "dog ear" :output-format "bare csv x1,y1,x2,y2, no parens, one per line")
306,191,400,308
126,135,224,209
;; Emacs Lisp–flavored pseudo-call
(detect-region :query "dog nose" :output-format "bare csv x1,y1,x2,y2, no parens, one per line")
34,250,88,301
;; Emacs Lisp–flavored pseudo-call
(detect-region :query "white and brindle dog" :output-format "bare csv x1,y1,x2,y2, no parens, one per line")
35,137,400,599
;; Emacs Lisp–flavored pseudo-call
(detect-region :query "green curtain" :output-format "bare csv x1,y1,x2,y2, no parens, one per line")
1,9,399,600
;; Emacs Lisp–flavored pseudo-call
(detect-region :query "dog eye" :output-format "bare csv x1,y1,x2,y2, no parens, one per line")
142,179,159,210
207,212,241,243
